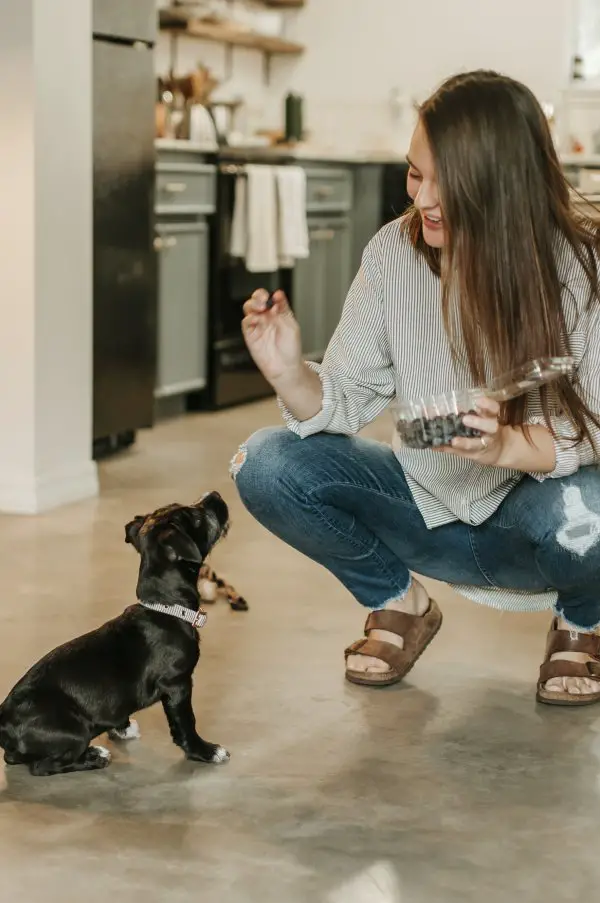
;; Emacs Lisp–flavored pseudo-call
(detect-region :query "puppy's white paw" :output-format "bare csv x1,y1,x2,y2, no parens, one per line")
92,745,111,762
108,719,141,742
212,746,230,764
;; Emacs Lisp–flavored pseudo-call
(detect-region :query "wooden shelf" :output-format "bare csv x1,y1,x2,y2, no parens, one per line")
160,19,304,56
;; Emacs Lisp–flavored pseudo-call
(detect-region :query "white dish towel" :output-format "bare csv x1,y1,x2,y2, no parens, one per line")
229,164,279,273
275,165,309,268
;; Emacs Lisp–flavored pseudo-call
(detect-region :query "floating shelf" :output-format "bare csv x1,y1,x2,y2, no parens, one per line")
160,19,304,56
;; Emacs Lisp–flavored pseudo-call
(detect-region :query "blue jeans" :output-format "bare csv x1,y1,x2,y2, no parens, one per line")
232,428,600,630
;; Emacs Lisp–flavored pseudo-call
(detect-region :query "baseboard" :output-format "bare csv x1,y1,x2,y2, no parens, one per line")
0,460,99,514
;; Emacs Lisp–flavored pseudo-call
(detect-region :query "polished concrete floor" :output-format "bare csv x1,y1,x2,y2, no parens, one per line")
0,401,598,903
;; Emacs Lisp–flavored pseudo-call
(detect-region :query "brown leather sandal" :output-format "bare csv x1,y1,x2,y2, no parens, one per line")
344,601,443,687
536,618,600,706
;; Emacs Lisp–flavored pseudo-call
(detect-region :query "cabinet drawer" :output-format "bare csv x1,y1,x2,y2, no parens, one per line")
305,168,353,212
155,163,216,214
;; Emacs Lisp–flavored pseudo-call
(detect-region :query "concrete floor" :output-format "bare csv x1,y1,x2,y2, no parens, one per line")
0,400,598,903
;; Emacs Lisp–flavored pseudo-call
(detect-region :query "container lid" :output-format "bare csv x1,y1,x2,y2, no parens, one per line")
485,356,574,402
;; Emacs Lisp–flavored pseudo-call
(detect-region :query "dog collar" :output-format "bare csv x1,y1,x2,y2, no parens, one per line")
138,601,208,629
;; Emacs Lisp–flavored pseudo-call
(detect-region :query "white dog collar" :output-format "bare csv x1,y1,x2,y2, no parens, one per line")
139,601,208,629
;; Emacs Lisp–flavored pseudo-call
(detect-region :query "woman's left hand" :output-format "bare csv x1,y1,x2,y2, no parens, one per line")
438,396,508,466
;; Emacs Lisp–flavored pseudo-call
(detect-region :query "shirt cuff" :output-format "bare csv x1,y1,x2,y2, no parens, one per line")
527,417,581,482
278,363,336,438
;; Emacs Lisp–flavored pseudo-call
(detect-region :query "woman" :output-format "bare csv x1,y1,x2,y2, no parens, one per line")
233,70,600,706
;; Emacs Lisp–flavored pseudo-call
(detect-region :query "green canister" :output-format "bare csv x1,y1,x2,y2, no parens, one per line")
285,92,303,143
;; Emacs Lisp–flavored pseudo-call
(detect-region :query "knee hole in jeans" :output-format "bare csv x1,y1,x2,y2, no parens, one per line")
229,443,248,481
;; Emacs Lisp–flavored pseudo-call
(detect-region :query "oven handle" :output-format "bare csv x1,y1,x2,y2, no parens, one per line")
219,163,246,176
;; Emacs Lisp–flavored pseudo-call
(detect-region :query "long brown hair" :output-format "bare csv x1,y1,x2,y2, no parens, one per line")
404,70,600,447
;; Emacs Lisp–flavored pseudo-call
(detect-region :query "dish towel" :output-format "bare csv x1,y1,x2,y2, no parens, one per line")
275,166,309,268
229,164,279,273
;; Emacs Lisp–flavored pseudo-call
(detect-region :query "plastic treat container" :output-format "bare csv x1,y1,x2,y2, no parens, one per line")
391,356,575,450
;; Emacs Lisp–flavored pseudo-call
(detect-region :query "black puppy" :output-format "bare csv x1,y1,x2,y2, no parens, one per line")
0,492,231,777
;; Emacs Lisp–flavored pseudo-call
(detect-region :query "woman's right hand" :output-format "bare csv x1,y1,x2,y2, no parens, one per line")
241,289,303,384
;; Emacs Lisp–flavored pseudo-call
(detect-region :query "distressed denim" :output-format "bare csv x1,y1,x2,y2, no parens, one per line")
233,428,600,630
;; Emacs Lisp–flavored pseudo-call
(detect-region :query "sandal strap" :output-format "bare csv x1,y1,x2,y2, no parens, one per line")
344,637,413,673
364,603,439,655
365,608,420,636
545,629,600,659
539,659,600,684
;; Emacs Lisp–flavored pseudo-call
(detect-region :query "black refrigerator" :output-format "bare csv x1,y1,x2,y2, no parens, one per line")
92,0,157,452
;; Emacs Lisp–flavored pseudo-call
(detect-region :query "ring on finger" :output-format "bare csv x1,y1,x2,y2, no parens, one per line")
480,436,489,450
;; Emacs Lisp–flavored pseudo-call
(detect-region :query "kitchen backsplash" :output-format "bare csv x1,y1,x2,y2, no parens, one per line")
155,0,599,155
154,30,415,153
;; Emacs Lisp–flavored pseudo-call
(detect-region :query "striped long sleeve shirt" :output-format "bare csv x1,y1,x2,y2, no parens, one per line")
280,218,600,613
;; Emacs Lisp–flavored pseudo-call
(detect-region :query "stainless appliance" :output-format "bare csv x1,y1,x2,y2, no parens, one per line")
205,160,293,409
92,0,157,454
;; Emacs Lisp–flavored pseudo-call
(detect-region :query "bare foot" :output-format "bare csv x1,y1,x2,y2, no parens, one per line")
346,579,430,676
543,618,600,697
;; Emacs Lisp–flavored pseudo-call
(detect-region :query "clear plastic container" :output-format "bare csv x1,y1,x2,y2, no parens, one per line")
392,356,574,450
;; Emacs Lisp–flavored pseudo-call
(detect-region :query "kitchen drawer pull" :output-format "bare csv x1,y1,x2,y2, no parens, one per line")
154,236,177,250
314,185,334,198
310,228,335,241
163,181,187,193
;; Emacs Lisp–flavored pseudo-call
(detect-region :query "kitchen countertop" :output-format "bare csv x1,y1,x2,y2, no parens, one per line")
155,138,406,164
155,138,219,154
560,153,600,167
155,139,600,169
219,144,407,164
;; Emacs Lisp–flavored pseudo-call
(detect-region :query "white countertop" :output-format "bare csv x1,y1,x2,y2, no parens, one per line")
560,153,600,167
155,137,406,164
155,138,600,169
155,138,218,153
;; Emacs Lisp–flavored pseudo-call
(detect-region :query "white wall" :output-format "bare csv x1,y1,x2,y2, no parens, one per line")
156,0,575,152
0,0,98,513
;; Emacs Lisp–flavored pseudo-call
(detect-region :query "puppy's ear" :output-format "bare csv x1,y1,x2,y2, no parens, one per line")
159,526,203,564
124,516,145,551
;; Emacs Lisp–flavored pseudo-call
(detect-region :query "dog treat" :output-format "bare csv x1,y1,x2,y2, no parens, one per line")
392,356,575,451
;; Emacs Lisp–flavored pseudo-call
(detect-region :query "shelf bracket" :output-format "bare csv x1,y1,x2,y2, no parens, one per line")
224,43,234,81
169,32,178,79
263,53,272,86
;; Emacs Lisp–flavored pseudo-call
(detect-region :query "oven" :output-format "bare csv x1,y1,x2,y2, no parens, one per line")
206,161,293,409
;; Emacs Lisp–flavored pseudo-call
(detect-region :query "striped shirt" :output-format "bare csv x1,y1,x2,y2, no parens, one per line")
280,217,600,613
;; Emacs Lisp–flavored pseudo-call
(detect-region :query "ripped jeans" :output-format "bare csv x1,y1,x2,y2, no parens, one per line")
232,428,600,630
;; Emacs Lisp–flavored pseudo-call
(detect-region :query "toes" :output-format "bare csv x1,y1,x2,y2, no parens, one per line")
544,676,599,696
346,654,391,674
212,746,230,764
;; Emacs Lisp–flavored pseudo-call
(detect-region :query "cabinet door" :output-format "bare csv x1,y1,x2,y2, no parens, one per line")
155,221,209,397
293,217,352,360
293,227,328,360
322,216,352,348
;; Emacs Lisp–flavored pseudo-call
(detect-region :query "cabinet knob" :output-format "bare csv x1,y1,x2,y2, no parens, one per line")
314,185,334,199
163,181,187,194
310,228,335,241
154,236,177,251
